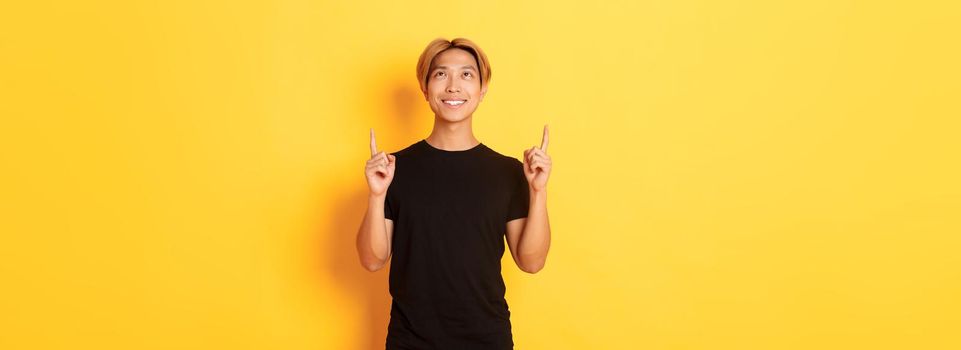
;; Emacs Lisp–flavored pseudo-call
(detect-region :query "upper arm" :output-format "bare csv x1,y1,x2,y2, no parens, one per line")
385,218,394,262
505,159,530,271
505,217,526,269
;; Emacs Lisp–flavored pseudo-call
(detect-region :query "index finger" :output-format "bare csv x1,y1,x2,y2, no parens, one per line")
540,124,549,151
370,128,378,156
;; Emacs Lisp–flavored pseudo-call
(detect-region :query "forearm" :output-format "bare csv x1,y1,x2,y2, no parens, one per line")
518,189,551,272
356,194,390,271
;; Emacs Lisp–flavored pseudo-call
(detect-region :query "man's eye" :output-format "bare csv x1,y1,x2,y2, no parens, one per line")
463,72,472,78
435,72,445,78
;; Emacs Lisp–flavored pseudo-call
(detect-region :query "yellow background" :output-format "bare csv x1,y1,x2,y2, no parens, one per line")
2,1,959,349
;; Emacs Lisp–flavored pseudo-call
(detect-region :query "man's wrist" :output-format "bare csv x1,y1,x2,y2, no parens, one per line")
529,187,547,197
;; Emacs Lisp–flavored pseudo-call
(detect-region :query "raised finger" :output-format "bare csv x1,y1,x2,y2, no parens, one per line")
370,128,378,157
540,124,549,151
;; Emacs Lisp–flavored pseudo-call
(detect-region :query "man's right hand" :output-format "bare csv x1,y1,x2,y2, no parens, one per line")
365,128,396,197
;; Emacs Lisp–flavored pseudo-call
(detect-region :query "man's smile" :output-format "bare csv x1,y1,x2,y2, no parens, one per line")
442,99,467,108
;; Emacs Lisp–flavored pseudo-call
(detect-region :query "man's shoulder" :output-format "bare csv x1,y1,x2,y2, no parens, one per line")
391,140,423,157
481,144,522,166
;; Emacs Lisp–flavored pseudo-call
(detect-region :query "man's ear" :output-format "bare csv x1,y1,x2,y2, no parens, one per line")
480,84,488,102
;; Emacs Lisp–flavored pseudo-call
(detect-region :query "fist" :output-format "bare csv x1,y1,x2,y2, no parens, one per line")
365,128,395,196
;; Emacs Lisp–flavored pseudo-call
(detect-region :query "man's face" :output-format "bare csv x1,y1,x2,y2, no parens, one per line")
424,48,487,122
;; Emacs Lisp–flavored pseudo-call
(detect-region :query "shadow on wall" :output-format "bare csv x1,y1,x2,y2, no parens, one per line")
317,62,424,349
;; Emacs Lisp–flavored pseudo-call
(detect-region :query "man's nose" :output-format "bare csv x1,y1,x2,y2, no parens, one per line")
446,82,460,93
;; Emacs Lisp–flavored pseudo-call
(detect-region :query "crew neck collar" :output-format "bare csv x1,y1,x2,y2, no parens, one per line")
420,139,485,154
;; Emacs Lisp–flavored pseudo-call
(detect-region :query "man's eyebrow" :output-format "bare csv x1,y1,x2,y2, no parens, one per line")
432,65,477,71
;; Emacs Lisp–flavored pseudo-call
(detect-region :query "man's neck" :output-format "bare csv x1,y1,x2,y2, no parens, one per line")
426,116,480,151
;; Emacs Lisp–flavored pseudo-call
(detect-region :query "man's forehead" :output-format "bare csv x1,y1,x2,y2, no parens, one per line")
430,49,478,69
431,64,477,71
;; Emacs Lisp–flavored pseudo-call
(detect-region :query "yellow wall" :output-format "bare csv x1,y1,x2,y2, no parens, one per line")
2,1,959,349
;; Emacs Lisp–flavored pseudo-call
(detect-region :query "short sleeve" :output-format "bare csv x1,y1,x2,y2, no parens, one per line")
384,193,395,220
506,160,530,222
384,153,397,220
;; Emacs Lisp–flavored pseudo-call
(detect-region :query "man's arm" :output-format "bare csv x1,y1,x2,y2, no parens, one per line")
357,128,396,272
506,189,550,273
356,195,394,272
506,124,553,274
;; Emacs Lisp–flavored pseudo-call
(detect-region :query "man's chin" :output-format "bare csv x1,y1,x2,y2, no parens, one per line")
433,110,474,123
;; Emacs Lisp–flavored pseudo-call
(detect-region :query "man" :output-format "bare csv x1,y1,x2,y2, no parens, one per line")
356,37,552,349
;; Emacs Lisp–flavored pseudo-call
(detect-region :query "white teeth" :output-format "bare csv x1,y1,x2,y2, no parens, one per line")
443,100,465,106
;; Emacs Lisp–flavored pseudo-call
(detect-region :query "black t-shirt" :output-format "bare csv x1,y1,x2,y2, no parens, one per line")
384,139,529,349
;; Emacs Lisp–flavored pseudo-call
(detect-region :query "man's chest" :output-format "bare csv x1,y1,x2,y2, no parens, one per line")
392,158,514,220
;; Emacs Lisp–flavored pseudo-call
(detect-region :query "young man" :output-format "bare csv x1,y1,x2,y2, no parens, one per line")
356,37,552,349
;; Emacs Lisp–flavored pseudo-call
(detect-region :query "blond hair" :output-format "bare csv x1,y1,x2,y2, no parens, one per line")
416,37,491,93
